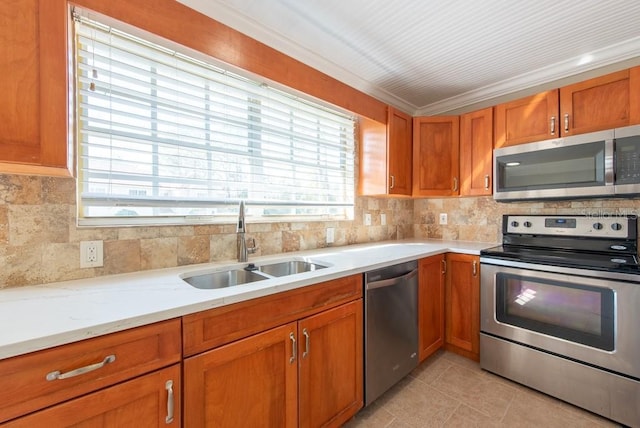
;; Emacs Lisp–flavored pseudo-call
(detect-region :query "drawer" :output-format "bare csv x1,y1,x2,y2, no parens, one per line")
0,318,181,423
183,274,362,356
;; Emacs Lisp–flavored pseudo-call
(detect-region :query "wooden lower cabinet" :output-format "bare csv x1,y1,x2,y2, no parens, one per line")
445,253,480,361
184,299,363,427
418,255,445,362
2,365,181,427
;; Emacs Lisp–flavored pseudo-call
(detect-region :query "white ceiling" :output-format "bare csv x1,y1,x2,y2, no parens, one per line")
178,0,640,115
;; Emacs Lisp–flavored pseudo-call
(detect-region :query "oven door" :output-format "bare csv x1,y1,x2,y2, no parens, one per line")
481,259,640,379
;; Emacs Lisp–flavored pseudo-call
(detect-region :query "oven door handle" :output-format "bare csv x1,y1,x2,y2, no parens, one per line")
366,268,418,290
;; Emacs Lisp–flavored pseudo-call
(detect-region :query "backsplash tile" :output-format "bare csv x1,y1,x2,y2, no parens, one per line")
7,171,636,288
0,174,415,288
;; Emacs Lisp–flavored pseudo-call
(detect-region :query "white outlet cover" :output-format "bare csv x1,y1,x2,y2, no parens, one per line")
364,213,372,226
380,213,387,226
439,213,448,225
80,240,104,268
326,227,335,244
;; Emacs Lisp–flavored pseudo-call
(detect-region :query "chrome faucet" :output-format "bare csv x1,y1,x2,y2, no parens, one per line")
237,201,257,262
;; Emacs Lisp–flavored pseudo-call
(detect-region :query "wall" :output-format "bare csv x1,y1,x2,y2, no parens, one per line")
414,196,640,242
0,173,414,288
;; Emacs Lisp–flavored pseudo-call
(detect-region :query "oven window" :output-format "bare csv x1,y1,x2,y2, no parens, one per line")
496,273,614,350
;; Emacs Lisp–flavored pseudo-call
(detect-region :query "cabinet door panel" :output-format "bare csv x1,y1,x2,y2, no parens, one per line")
184,322,298,428
298,300,363,428
560,69,634,136
0,0,70,175
418,255,445,362
445,254,480,361
494,90,559,148
387,107,413,196
412,116,460,197
2,365,181,428
460,107,493,196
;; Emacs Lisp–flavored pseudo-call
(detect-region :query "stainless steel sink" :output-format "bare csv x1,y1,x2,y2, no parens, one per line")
182,269,268,290
258,260,327,277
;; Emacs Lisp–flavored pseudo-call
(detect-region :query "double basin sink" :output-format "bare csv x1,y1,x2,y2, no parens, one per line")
181,259,328,290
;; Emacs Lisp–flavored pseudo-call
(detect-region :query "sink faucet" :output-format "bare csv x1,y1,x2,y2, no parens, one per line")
237,201,257,262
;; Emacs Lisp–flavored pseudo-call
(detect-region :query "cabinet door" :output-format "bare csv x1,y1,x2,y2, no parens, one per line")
494,90,559,148
184,322,298,427
298,300,363,428
460,107,493,196
0,0,70,176
560,67,640,136
3,365,181,427
387,107,413,196
445,254,480,361
418,255,445,362
412,116,460,197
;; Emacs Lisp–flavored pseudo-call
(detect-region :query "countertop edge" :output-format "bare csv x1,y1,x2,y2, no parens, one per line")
0,239,494,360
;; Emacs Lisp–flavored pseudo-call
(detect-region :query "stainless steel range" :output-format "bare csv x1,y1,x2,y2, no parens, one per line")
480,214,640,427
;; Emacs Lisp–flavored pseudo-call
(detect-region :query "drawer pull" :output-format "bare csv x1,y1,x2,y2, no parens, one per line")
46,354,116,381
472,260,478,277
165,380,174,424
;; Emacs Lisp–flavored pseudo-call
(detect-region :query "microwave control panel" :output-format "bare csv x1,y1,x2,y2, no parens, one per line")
615,135,640,184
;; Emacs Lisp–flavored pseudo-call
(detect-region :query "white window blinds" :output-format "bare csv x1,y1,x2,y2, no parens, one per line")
74,14,355,225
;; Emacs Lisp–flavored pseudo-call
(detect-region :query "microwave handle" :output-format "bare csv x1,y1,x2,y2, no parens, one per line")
605,139,615,185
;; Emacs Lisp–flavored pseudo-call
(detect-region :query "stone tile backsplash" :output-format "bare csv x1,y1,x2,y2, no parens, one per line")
3,172,639,288
0,174,414,288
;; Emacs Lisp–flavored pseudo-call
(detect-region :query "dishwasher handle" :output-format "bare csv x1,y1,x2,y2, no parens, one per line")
366,268,418,290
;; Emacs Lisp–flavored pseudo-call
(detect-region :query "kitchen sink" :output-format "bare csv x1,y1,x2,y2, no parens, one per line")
182,269,268,290
182,259,329,289
258,260,327,277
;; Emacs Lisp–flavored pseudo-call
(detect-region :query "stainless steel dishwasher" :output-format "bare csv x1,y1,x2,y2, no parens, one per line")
364,260,419,406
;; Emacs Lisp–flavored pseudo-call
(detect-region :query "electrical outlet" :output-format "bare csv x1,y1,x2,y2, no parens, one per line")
439,213,448,225
380,213,387,226
80,240,103,268
364,213,372,226
326,227,335,244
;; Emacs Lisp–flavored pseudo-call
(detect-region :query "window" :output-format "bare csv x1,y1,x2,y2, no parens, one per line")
74,13,355,226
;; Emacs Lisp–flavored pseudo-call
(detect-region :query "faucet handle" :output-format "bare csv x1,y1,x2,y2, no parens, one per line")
246,237,258,254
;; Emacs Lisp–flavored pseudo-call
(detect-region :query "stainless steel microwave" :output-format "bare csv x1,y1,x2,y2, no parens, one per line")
494,124,640,201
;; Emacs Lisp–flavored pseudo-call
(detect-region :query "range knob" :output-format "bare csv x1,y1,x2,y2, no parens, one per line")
511,221,519,227
611,223,623,231
593,222,604,230
523,221,532,228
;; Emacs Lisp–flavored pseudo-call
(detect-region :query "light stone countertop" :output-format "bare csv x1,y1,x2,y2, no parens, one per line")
0,239,495,360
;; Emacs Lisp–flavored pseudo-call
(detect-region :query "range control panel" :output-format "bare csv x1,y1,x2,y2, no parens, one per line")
504,215,635,239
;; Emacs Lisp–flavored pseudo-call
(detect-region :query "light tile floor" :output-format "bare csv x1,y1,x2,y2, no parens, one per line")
344,350,622,427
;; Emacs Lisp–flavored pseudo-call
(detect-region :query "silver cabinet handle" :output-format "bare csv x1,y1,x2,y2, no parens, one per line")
46,354,116,381
302,328,310,359
289,332,297,364
389,175,395,190
564,113,570,133
453,177,458,192
165,380,174,424
441,259,446,274
472,260,478,277
550,116,556,135
484,175,490,190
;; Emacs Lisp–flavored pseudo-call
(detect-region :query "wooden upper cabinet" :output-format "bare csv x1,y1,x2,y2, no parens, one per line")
387,107,413,196
460,107,493,196
0,0,70,176
494,90,559,148
358,107,412,196
412,116,460,197
560,67,640,136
